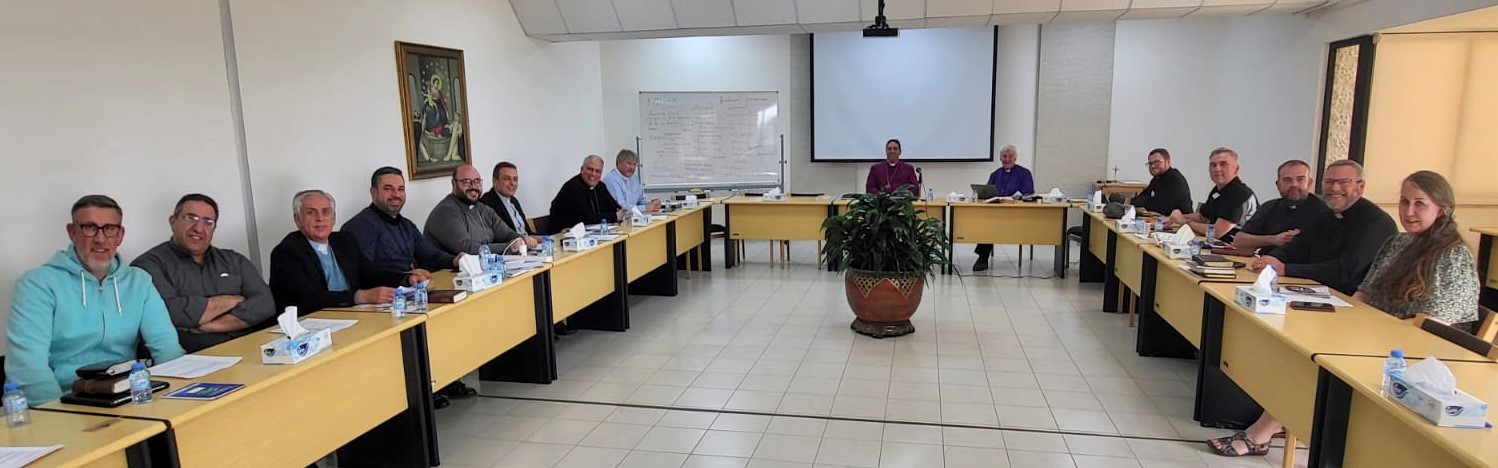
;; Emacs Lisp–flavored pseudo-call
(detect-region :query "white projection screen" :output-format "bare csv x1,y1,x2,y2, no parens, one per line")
812,27,996,162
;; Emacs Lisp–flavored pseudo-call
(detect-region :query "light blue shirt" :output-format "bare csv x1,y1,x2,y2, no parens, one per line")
309,240,349,292
603,168,649,210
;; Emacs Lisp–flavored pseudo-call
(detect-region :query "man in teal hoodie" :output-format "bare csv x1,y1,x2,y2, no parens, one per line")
5,195,185,404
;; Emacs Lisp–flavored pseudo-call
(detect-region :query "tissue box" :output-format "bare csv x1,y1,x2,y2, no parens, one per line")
946,194,971,203
761,192,785,201
1041,194,1068,204
261,328,333,365
1162,242,1192,260
631,214,650,226
1389,374,1489,428
562,235,598,252
683,195,699,208
454,271,502,292
1116,220,1146,234
1234,286,1286,314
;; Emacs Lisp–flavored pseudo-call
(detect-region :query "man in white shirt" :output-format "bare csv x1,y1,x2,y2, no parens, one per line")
602,149,662,213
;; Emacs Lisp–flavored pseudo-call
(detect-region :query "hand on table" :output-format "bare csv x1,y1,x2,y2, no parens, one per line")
356,287,396,305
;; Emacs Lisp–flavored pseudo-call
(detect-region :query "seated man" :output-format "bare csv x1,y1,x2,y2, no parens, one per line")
1166,147,1258,236
1252,160,1396,294
343,167,455,281
5,195,185,403
549,155,627,234
974,145,1035,271
425,164,537,255
866,139,920,194
270,190,409,314
133,194,276,352
480,161,531,235
1222,160,1327,254
603,149,662,214
1130,148,1193,215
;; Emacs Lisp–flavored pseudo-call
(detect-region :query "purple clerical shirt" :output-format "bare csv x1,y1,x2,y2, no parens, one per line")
866,162,921,194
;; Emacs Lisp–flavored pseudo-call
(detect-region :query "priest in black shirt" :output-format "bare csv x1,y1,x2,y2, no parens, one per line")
1252,160,1396,294
1130,148,1193,215
1166,147,1257,237
548,154,625,235
1226,160,1328,253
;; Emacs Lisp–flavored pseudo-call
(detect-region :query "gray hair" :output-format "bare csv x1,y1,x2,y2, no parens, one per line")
583,154,604,167
1327,159,1365,180
1209,147,1239,161
292,190,335,214
616,149,638,164
999,145,1017,155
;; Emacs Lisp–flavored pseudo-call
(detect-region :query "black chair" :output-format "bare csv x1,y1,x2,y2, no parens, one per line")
1414,314,1498,359
529,216,549,236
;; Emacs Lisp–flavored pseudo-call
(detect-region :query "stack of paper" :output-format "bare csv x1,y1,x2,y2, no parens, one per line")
0,445,64,468
149,355,241,379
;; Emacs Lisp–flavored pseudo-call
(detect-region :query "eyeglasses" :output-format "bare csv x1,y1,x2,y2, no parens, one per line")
1146,160,1165,167
1324,178,1360,187
177,213,217,229
456,178,483,187
76,223,122,238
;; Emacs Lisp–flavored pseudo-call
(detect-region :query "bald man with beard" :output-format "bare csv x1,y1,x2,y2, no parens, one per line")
424,164,538,256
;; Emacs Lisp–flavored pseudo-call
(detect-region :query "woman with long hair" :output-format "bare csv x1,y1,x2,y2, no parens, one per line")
1354,170,1480,331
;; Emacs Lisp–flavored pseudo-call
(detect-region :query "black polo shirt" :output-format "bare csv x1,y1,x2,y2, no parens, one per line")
1199,177,1257,224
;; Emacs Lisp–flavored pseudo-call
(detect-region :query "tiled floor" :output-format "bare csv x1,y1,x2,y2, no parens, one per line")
435,241,1304,467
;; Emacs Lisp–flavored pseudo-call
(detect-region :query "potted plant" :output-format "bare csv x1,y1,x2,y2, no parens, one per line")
821,191,950,338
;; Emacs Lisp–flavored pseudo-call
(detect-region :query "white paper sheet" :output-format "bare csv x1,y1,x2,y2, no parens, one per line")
269,318,357,334
0,445,64,468
148,355,241,379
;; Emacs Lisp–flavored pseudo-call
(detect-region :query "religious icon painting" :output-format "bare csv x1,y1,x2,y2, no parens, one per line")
395,41,472,179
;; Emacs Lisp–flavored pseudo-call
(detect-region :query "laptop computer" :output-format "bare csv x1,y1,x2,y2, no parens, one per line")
969,184,1001,200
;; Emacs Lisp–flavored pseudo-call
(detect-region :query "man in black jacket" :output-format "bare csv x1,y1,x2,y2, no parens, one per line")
269,190,412,314
1166,147,1258,237
548,155,625,234
1130,148,1192,216
479,161,531,235
1252,160,1396,294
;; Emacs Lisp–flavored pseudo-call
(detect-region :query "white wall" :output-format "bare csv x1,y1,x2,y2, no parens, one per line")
230,0,605,267
0,0,247,346
1108,15,1322,204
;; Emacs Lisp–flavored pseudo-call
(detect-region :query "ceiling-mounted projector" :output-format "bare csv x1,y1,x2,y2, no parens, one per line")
863,0,898,37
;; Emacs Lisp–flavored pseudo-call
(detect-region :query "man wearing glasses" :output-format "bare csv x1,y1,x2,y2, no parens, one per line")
134,194,276,352
425,164,537,256
5,195,185,403
1129,148,1193,216
1251,160,1396,294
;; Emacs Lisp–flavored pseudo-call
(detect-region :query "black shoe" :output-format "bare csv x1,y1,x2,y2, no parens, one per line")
554,324,578,336
973,258,989,272
438,381,478,399
433,394,451,410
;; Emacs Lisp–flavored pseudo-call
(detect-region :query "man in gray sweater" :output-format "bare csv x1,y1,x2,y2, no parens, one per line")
425,164,538,256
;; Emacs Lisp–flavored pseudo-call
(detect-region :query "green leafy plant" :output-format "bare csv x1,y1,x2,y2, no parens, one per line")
821,190,950,278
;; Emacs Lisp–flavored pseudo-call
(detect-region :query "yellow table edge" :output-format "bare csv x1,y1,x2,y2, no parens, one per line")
1314,354,1495,468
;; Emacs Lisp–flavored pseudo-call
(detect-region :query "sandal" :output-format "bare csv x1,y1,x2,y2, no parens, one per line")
1207,431,1270,457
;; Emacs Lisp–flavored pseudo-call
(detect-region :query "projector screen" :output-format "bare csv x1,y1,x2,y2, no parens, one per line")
812,27,996,162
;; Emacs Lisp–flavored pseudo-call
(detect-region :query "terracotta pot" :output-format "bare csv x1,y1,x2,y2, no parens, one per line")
844,268,925,338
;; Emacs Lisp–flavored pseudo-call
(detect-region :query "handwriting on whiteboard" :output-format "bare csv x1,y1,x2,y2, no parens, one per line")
639,92,781,187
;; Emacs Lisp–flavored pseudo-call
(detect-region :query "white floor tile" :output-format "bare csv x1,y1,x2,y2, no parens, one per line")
815,437,882,467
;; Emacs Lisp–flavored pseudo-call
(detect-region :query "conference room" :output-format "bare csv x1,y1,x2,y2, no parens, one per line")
5,0,1498,467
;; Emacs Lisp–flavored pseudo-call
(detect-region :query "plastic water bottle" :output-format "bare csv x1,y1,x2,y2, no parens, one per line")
3,383,30,427
1153,217,1164,233
478,244,493,271
413,282,428,313
129,363,152,405
1381,349,1407,396
542,236,554,257
1206,224,1217,241
391,288,407,319
925,188,934,201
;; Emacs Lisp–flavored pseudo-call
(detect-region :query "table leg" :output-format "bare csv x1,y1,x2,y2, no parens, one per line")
1308,367,1353,468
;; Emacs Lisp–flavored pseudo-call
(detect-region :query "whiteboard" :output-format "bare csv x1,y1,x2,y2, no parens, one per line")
639,91,781,189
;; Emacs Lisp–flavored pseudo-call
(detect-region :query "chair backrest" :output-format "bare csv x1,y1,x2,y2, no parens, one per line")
1414,314,1496,359
529,216,549,235
1476,306,1497,342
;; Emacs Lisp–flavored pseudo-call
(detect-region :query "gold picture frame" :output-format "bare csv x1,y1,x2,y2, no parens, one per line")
395,41,471,180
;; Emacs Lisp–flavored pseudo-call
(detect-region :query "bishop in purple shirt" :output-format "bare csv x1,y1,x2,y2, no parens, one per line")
974,145,1036,271
866,139,921,195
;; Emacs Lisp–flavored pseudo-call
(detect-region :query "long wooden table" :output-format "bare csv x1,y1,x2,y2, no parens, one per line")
721,196,833,268
38,311,432,468
948,201,1070,277
1310,355,1498,467
1,411,166,467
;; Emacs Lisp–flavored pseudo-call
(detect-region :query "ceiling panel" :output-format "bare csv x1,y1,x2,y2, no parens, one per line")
615,0,678,30
993,0,1061,15
926,14,994,26
928,0,993,17
556,0,623,32
733,0,798,25
1060,0,1129,12
861,0,926,21
991,11,1059,24
1254,0,1328,15
797,0,862,23
1053,9,1125,22
1118,6,1198,19
1191,2,1273,17
671,0,737,28
510,0,569,35
799,20,871,32
1129,0,1200,8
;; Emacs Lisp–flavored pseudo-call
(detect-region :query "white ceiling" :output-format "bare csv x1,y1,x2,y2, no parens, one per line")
510,0,1344,41
1383,4,1498,33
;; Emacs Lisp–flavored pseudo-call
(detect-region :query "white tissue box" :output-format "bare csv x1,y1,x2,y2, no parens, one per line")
761,193,785,201
1116,220,1146,234
562,235,598,252
1162,242,1192,260
261,328,333,365
454,271,502,292
946,194,971,203
683,195,699,208
1234,286,1286,315
1389,374,1489,428
631,214,651,226
1041,194,1068,204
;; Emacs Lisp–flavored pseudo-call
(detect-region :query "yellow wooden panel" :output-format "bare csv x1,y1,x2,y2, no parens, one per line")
729,203,827,241
1114,238,1144,291
950,205,1065,245
627,224,668,281
1088,214,1109,260
1,412,160,468
674,208,705,256
174,333,406,467
1344,391,1471,467
426,275,536,388
1220,310,1318,438
550,247,615,322
1154,266,1203,347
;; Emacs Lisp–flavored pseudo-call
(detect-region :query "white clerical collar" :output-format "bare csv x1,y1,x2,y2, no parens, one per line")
307,240,331,255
